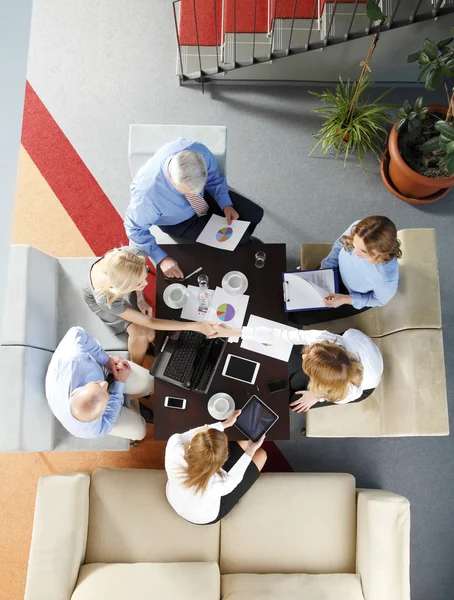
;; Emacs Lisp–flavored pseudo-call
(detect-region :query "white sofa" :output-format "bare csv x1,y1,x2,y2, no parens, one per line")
24,469,411,600
0,245,130,452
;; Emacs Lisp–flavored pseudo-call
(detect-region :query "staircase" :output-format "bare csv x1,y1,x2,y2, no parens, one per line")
173,0,454,89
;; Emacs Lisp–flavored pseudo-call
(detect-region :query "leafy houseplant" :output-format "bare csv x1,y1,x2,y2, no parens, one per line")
381,32,454,204
309,78,393,164
309,0,393,164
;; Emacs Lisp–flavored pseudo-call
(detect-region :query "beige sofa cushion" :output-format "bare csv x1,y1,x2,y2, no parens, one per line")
85,469,220,564
220,473,356,574
72,562,220,600
306,328,449,437
25,473,90,600
221,573,364,600
301,228,441,337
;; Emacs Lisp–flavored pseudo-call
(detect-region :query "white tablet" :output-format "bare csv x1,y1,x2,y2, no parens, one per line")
222,354,260,385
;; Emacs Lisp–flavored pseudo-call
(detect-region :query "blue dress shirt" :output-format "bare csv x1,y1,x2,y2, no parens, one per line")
320,221,399,309
125,138,232,264
45,327,126,439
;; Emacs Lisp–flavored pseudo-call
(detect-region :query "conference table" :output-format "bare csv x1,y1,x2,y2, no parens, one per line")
152,242,290,441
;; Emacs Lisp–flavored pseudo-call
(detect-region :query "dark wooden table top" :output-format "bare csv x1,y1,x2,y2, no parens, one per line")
153,242,290,441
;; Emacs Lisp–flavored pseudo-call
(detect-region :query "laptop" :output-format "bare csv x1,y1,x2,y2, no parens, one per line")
150,330,228,393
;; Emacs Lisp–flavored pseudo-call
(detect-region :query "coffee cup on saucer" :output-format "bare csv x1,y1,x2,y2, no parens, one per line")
163,283,190,309
208,392,235,420
222,271,248,296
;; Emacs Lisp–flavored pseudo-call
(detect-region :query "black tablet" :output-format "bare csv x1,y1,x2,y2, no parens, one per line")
234,395,279,442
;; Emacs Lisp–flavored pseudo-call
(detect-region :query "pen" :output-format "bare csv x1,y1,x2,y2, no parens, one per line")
184,266,203,281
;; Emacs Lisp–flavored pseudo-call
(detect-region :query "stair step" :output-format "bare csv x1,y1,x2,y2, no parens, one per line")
271,0,366,20
223,33,272,62
223,0,269,34
272,18,321,51
179,0,223,45
177,45,220,76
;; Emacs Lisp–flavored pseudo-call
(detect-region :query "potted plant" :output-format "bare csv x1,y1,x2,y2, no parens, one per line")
381,34,454,203
309,0,394,164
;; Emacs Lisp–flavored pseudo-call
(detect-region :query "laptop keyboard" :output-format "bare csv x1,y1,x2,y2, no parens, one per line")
163,330,205,385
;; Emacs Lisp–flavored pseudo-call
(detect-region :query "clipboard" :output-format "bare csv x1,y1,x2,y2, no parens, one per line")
282,268,339,312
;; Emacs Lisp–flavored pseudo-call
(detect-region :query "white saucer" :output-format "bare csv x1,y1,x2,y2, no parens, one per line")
163,283,190,309
222,271,248,296
208,392,235,420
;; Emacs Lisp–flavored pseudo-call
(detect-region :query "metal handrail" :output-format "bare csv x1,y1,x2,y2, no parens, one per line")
324,0,340,43
307,0,320,47
269,0,279,59
345,0,361,40
388,0,404,28
173,1,185,84
287,0,299,54
192,0,204,92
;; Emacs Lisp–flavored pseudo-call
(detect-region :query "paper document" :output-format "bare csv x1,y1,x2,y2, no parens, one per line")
240,315,298,362
283,269,337,311
207,286,249,342
180,285,215,322
196,214,250,251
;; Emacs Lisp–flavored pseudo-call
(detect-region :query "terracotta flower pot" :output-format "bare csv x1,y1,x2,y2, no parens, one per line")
382,104,454,202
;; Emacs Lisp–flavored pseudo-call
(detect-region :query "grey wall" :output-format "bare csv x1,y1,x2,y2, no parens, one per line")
211,16,454,83
0,0,33,317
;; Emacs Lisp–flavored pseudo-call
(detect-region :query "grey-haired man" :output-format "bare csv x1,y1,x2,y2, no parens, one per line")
124,138,264,278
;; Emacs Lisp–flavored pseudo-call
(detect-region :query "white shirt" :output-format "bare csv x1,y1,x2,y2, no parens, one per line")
241,327,383,404
165,422,252,524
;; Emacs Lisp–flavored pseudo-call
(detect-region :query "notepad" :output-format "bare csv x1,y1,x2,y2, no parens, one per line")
282,269,339,312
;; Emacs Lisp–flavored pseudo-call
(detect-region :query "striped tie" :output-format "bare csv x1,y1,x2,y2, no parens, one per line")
185,193,209,217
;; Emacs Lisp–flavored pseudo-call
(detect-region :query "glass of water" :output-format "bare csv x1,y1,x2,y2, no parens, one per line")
197,274,209,290
255,251,266,268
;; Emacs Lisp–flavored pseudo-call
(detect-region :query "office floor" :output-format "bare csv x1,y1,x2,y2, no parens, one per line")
2,1,453,598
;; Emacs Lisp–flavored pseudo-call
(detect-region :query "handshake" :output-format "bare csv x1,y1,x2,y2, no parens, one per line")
202,322,241,339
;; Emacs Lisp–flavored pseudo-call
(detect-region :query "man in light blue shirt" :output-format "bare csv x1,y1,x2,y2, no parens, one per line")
45,327,154,440
125,138,264,278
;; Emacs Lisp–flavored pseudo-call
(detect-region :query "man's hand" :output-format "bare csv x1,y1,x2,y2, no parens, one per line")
197,321,218,338
222,409,241,429
111,359,131,383
323,293,352,308
290,390,319,413
245,434,266,457
160,257,184,279
105,356,125,372
137,296,153,317
224,205,239,226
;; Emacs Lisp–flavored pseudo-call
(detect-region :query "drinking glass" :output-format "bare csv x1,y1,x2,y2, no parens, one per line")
197,274,209,290
255,251,266,268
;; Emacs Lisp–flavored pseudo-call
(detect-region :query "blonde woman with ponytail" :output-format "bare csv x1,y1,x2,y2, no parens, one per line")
82,247,216,365
165,410,267,524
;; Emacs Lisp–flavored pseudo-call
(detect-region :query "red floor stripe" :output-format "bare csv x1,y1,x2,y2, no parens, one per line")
21,81,156,304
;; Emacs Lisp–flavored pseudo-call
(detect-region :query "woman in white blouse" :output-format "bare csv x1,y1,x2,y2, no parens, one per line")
165,410,267,525
215,325,383,412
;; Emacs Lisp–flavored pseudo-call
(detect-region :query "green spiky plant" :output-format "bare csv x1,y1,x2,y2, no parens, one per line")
309,0,394,165
309,78,394,164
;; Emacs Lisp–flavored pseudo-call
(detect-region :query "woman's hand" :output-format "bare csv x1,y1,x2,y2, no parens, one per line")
323,293,352,308
222,409,241,429
197,321,218,338
245,434,266,456
210,323,241,339
290,390,319,413
137,297,153,317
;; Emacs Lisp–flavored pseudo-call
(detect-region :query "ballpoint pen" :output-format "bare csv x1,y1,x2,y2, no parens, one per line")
184,266,203,281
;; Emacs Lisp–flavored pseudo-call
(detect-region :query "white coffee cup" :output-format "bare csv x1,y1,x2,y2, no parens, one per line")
169,287,184,303
228,274,242,292
214,397,229,415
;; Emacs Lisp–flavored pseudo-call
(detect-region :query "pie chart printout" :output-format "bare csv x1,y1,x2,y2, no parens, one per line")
216,303,236,322
216,227,233,242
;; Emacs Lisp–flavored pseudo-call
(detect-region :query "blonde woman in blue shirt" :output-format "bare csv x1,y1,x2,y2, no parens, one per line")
292,216,402,325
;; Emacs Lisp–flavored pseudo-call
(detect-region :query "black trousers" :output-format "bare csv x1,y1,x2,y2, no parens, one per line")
159,190,264,244
288,274,370,327
204,442,260,525
288,367,375,409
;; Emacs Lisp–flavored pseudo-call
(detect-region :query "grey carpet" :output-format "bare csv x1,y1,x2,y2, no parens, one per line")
27,2,454,597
